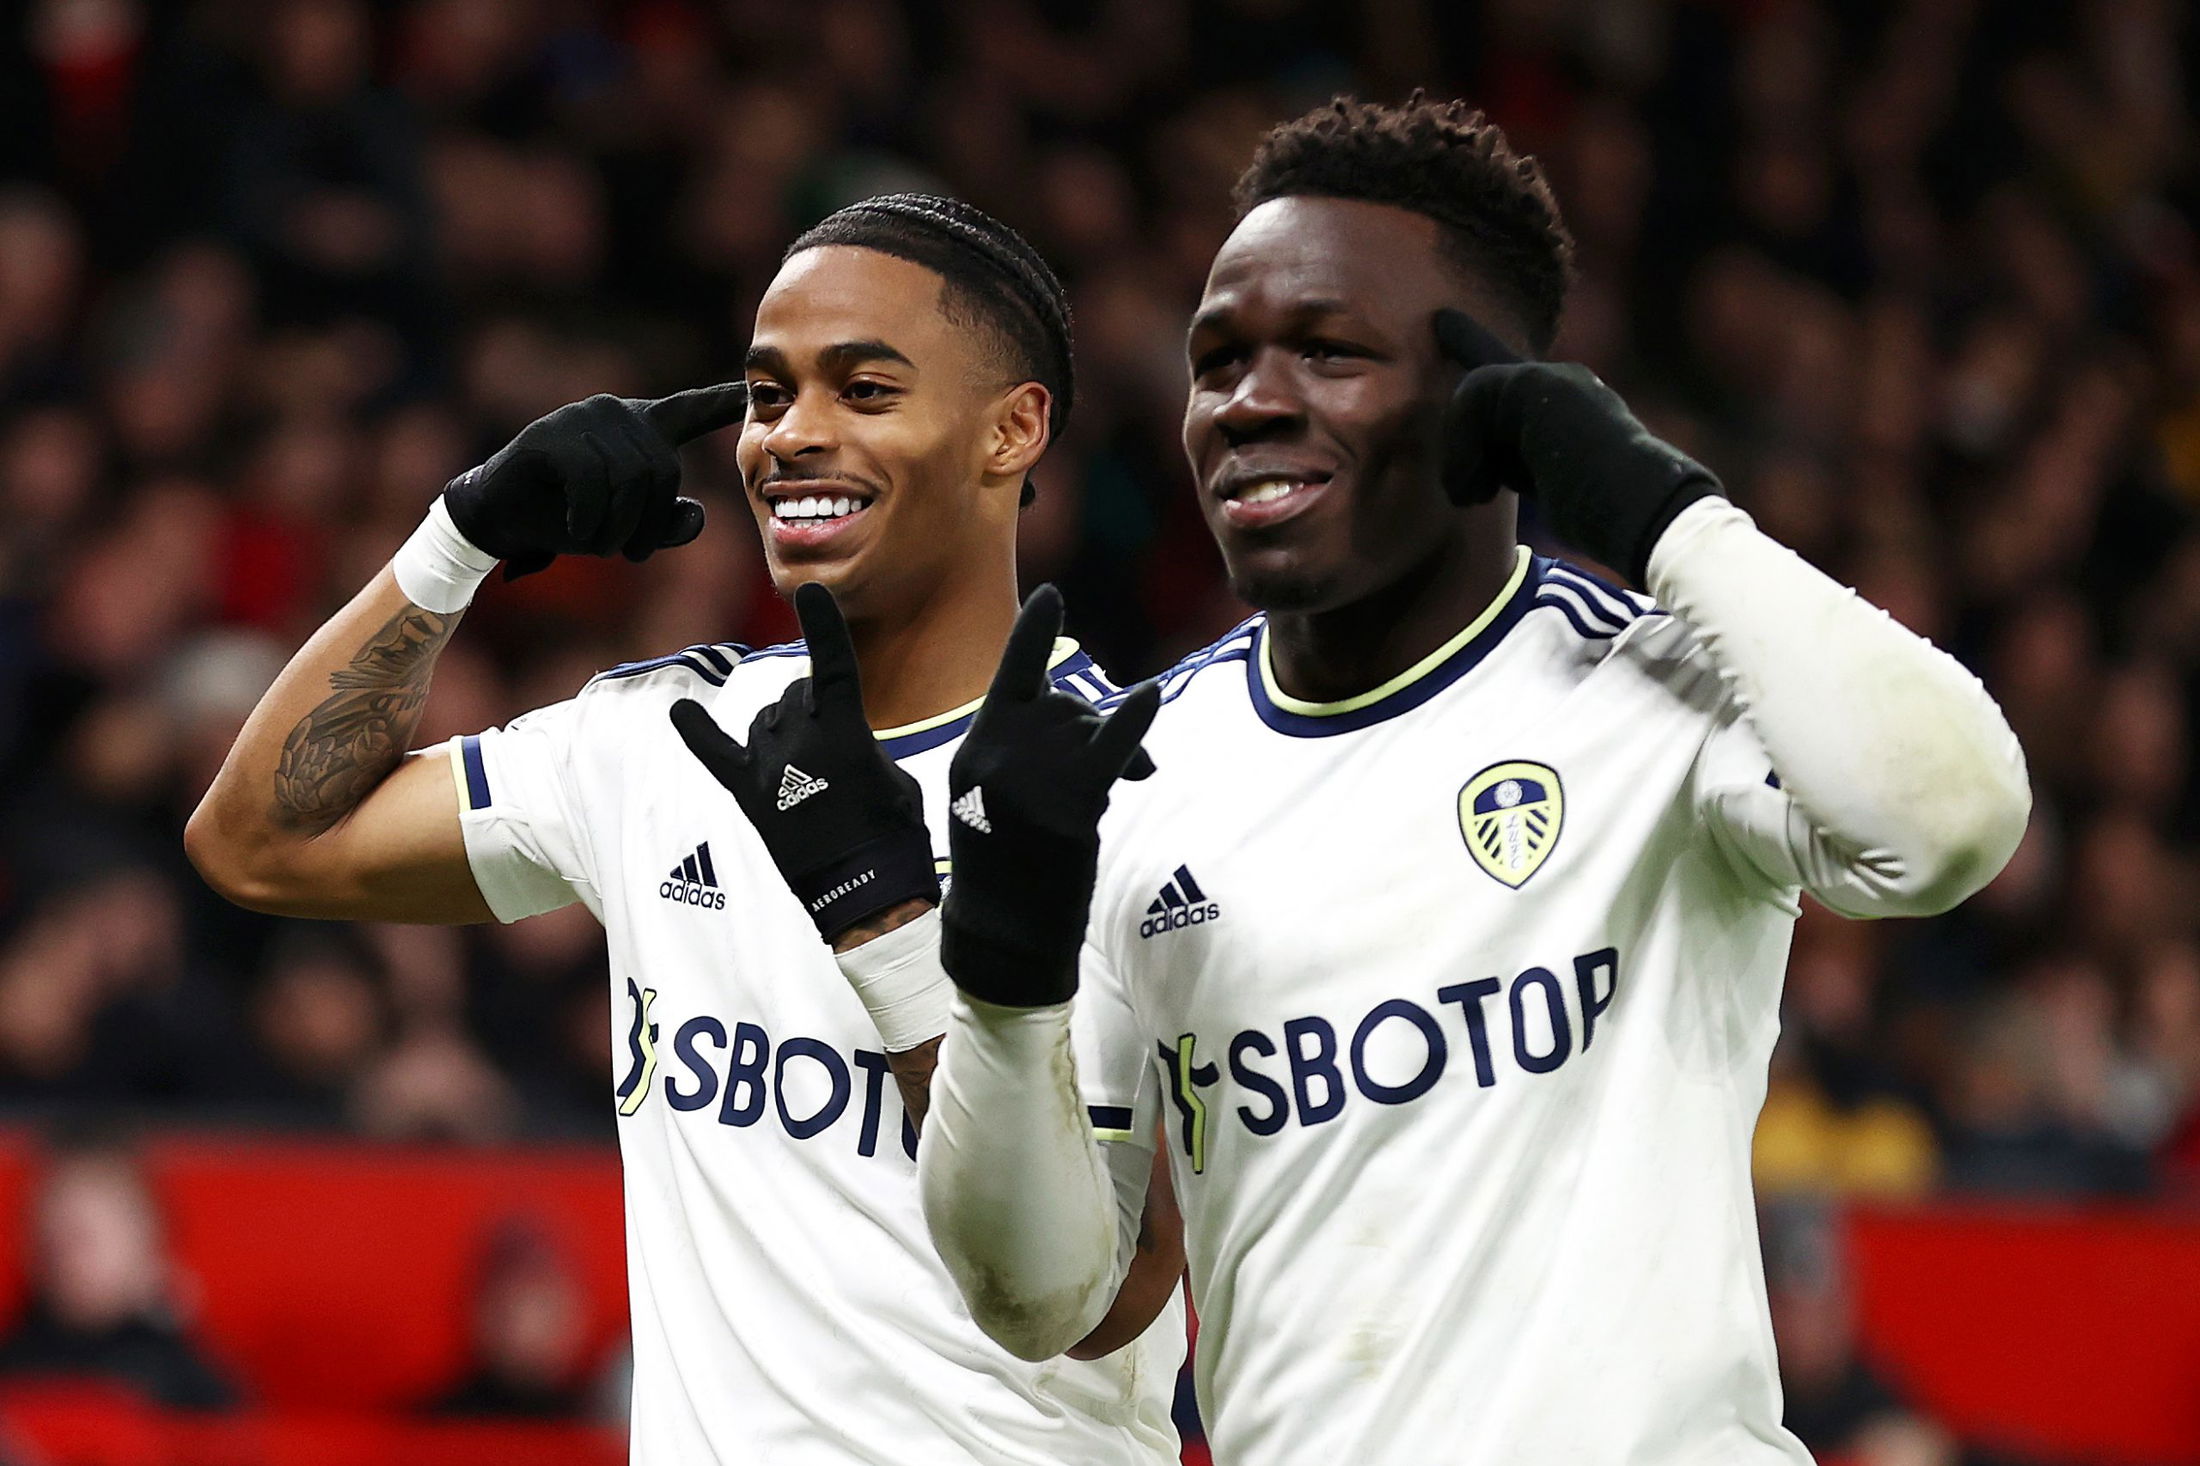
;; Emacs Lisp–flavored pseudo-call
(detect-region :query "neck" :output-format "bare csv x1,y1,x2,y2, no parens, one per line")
842,542,1025,731
1264,508,1520,704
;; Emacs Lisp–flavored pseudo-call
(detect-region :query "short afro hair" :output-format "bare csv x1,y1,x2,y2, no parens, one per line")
1232,93,1574,354
788,194,1073,503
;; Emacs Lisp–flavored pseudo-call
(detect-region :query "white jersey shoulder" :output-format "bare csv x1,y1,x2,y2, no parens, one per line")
447,634,1179,1466
1082,549,1808,1466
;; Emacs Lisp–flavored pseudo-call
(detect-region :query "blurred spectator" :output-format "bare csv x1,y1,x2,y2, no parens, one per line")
1763,1201,1954,1466
429,1218,594,1419
0,1131,237,1409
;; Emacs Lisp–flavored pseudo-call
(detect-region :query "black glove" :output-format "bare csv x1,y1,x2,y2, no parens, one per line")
446,385,745,579
1434,310,1721,585
942,586,1160,1008
670,582,940,943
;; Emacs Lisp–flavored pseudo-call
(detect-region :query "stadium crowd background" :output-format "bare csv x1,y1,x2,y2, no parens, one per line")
0,0,2196,1462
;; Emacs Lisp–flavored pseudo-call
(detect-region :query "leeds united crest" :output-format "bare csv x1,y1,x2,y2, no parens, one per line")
1459,761,1563,888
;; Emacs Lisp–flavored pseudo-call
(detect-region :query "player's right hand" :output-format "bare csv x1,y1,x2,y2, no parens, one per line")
670,582,941,943
940,585,1160,1009
444,384,746,579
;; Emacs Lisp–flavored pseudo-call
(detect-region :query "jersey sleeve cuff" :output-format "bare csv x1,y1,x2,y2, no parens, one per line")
443,734,580,923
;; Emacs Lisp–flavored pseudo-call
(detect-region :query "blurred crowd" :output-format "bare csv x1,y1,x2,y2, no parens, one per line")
0,0,2196,1453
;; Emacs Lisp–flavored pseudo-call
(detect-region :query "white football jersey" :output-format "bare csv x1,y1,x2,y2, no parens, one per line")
446,637,1183,1466
1077,547,1817,1466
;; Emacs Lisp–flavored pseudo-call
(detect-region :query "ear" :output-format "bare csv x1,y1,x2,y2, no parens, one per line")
987,381,1052,482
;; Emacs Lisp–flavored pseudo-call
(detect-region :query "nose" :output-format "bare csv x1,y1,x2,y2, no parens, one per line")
1213,349,1303,444
761,388,835,466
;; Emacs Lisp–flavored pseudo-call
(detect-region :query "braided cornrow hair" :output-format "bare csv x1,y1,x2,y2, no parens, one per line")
1232,93,1575,354
788,194,1074,506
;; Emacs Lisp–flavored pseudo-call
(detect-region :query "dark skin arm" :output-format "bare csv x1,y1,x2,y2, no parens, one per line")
837,898,1187,1358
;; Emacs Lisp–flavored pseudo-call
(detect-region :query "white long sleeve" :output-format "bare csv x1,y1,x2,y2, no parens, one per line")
919,993,1136,1361
1648,498,2032,917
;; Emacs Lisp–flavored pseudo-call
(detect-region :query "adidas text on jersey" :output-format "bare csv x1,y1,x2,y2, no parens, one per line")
661,841,727,910
1139,864,1219,938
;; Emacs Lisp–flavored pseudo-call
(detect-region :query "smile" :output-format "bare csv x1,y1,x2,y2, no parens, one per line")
759,482,878,547
1215,470,1333,530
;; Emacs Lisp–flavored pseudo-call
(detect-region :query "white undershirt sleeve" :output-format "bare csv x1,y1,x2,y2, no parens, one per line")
918,936,1145,1362
1649,498,2031,918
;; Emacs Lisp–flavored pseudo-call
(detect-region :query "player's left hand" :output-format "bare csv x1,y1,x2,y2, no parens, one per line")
670,582,940,943
941,585,1160,1009
1434,308,1724,584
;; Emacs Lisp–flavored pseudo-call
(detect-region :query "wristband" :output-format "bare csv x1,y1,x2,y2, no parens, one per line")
834,904,952,1052
790,828,942,945
392,496,500,613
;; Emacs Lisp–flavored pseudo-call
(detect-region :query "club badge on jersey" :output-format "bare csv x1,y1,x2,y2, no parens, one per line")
1458,760,1563,888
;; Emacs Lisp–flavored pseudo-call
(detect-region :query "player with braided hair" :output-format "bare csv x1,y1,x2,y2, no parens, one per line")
187,193,1182,1464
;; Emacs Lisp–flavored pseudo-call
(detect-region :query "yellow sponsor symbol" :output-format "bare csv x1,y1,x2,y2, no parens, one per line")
1459,760,1564,889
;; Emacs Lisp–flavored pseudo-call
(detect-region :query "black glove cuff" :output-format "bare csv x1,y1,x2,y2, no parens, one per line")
1624,469,1721,587
788,827,941,943
940,911,1083,1008
938,840,1094,1007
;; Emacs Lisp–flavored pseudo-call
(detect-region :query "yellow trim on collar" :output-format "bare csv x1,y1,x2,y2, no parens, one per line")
1258,547,1531,716
872,636,1085,740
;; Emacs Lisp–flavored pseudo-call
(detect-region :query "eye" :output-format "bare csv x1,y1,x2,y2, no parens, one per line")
1304,339,1365,364
746,380,790,413
843,379,900,405
1191,344,1246,381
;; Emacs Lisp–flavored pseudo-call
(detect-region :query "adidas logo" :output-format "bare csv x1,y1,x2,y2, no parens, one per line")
659,841,727,910
776,764,829,811
1139,865,1219,939
950,787,991,834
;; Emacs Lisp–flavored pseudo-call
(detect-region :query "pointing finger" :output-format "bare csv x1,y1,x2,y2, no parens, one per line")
1432,308,1522,371
989,584,1063,705
639,382,750,445
792,581,864,718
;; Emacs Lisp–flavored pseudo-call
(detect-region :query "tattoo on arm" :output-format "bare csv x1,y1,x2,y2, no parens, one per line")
270,605,456,833
887,1036,941,1135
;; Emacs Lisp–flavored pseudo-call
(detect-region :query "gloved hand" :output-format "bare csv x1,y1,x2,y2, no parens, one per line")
670,582,940,943
446,385,745,579
1434,309,1721,584
942,586,1160,1008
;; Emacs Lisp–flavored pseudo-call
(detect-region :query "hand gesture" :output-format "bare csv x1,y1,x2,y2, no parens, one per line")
446,384,747,579
941,585,1160,1007
671,581,940,942
1434,309,1720,583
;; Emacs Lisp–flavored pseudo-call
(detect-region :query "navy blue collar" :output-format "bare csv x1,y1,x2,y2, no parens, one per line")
1246,549,1540,737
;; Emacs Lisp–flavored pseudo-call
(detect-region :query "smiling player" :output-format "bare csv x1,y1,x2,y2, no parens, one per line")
902,97,2033,1464
186,194,1183,1465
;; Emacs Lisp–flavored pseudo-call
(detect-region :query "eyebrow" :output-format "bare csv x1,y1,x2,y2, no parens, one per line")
1186,297,1357,345
744,339,916,374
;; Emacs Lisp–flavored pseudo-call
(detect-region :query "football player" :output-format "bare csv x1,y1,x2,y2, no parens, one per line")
780,98,2028,1464
187,195,1184,1465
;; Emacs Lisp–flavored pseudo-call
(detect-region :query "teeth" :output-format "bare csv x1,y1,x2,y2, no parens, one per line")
771,495,869,522
1240,478,1298,505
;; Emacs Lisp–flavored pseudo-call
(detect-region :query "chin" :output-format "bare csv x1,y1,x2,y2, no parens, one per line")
1225,560,1337,614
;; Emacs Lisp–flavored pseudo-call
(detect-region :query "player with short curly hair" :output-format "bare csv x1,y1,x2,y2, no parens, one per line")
896,96,2031,1465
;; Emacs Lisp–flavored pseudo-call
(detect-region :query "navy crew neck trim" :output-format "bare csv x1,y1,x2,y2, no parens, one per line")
1246,557,1543,737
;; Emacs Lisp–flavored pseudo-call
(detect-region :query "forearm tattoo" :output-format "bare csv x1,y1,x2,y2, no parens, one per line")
271,605,455,833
